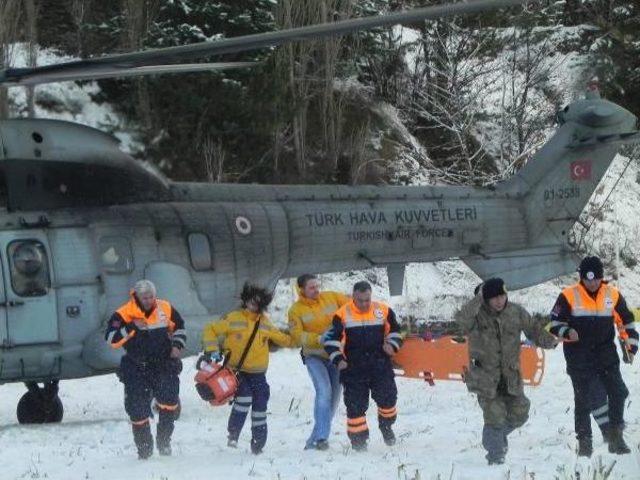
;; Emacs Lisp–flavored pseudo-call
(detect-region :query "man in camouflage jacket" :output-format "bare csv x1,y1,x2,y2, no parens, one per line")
455,278,558,465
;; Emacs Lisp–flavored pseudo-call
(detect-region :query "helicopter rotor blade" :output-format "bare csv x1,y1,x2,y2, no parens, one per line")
0,0,523,87
0,62,258,87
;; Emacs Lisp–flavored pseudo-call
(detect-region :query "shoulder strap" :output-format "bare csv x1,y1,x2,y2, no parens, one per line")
236,316,261,372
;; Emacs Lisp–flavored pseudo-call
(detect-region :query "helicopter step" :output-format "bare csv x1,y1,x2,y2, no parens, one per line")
17,380,64,424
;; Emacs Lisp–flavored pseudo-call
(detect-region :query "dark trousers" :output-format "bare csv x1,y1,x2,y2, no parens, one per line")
341,358,398,445
228,372,270,450
119,355,182,452
585,379,610,437
120,355,181,421
569,366,628,439
477,391,530,459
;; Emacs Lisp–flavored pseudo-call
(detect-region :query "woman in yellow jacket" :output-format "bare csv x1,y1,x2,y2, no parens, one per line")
201,283,291,454
288,274,349,450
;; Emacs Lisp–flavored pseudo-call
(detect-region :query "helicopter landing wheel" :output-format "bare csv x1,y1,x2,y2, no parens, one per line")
17,380,64,424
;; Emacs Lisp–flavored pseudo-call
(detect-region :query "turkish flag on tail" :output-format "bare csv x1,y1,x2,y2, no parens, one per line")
570,160,592,181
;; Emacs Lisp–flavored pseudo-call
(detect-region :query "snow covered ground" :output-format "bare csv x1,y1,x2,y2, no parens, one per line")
1,348,638,480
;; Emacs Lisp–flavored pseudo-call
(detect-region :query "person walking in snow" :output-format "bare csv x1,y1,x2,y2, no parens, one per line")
547,256,637,456
323,281,402,451
105,280,187,459
200,283,291,454
455,278,558,465
288,274,350,450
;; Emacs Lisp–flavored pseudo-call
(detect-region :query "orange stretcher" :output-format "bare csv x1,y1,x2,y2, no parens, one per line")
393,335,545,386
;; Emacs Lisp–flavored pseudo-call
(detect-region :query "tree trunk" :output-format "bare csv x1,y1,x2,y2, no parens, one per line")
122,0,160,132
25,0,40,118
0,0,21,119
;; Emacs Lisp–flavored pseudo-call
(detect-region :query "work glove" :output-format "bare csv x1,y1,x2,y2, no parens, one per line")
565,328,579,342
319,328,334,346
196,352,221,370
621,338,636,365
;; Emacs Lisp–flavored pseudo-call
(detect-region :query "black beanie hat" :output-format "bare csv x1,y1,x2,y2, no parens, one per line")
578,256,604,280
482,278,507,301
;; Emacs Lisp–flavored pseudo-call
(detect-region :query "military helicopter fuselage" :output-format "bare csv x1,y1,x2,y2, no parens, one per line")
0,89,635,389
0,0,638,424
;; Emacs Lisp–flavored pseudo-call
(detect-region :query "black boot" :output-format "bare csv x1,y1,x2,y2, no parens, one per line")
157,410,175,456
577,436,593,457
132,423,153,460
250,438,264,455
349,430,369,452
606,426,631,455
486,452,505,465
351,439,368,452
380,425,396,446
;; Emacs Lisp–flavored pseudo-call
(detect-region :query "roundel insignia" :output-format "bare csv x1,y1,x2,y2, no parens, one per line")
605,298,614,309
374,308,384,319
235,216,252,235
586,271,595,280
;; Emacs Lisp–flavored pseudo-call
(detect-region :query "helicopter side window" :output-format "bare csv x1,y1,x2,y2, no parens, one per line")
99,236,134,273
7,240,51,297
187,233,213,271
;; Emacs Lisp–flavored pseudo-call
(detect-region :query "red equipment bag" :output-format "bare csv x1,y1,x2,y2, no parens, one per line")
194,361,239,406
195,316,261,406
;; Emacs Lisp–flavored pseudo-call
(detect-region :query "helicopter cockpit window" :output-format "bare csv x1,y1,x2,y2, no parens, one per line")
99,236,134,273
8,240,51,297
187,233,213,271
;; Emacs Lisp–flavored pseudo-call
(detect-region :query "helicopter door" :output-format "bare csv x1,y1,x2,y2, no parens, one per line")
0,234,58,346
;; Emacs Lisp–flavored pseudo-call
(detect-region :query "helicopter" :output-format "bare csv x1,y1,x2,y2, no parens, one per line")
0,0,637,424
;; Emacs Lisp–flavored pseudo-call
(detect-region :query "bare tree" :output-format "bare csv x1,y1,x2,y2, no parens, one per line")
319,1,354,171
348,118,375,184
274,0,355,179
402,19,564,186
407,23,500,185
202,135,226,183
274,0,315,179
496,27,562,177
24,0,41,118
362,27,410,105
122,0,161,131
0,0,21,119
68,0,91,58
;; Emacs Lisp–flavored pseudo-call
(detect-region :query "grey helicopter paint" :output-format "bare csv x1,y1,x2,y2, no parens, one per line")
0,0,637,422
0,88,635,385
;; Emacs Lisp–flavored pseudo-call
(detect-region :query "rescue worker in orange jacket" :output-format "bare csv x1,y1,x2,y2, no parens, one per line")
323,281,402,451
288,274,349,450
548,256,637,456
105,280,186,459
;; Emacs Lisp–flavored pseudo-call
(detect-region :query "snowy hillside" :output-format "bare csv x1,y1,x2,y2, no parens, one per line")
1,348,638,480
